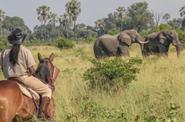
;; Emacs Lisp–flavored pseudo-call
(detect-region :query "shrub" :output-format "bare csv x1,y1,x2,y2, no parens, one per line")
150,24,173,33
158,24,173,31
83,58,142,91
56,37,74,49
140,29,150,38
79,97,128,121
108,29,120,35
86,35,96,43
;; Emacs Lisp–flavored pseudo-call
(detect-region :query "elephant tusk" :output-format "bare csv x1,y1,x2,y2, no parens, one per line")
138,40,149,44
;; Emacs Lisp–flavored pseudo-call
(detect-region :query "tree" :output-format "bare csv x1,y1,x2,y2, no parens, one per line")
95,19,106,36
152,12,162,28
162,13,171,23
168,18,182,29
65,0,81,31
115,6,126,31
2,16,31,34
0,9,5,36
36,5,53,40
127,2,154,31
180,5,185,29
116,6,126,20
37,5,51,25
59,13,71,38
180,6,185,17
33,24,60,41
49,13,58,26
75,23,97,39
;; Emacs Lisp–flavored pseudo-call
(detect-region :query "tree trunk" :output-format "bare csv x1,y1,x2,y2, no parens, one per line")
73,20,77,42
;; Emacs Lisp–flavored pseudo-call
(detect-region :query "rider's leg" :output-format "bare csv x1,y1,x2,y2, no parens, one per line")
18,75,52,119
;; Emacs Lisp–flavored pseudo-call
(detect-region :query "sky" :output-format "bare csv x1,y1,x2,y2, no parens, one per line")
0,0,185,30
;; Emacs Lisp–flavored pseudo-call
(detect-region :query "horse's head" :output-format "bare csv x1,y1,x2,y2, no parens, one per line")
35,53,60,91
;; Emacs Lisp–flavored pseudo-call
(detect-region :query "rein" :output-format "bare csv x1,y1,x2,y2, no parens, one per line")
35,58,60,92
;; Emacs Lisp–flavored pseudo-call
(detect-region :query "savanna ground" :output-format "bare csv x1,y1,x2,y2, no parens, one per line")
3,42,185,122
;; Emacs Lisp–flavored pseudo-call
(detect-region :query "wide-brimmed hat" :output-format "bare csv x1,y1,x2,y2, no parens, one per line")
8,28,27,45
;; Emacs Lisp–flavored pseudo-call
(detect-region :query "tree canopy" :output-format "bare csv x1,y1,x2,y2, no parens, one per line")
0,2,185,42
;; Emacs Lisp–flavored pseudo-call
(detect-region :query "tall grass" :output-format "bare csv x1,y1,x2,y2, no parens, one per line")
3,43,185,121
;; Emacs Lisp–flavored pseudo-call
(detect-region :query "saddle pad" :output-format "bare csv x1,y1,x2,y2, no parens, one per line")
17,83,40,100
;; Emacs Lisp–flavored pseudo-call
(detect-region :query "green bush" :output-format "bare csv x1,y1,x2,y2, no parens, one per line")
0,36,7,50
140,29,150,38
158,24,173,31
86,35,96,43
79,97,128,121
150,24,173,33
83,58,142,91
56,37,74,49
108,29,120,35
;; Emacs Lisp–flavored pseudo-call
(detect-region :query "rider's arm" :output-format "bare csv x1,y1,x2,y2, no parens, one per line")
28,65,36,75
25,48,36,75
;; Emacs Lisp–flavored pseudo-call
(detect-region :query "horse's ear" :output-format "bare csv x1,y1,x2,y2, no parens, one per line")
38,53,43,62
49,53,55,62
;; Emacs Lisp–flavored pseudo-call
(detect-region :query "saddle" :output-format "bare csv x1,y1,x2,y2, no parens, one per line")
8,78,40,100
17,83,40,100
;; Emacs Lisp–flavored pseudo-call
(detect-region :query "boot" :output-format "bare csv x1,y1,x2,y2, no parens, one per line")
38,97,50,121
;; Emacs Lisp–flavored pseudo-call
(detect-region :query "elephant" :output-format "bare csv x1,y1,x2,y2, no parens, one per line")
93,29,147,58
142,31,181,57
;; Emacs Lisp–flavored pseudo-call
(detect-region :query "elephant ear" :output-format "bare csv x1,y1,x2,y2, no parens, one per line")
117,32,132,46
158,32,166,44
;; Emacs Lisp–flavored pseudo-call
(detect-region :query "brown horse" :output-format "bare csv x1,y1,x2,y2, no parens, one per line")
0,53,60,122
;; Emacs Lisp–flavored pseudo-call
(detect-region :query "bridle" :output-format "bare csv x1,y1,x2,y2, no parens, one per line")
36,58,60,91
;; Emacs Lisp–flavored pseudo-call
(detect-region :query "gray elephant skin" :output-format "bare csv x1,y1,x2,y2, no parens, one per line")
93,29,146,58
142,31,181,57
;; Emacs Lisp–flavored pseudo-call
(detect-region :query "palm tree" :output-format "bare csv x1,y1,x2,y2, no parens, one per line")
0,9,5,36
65,0,81,32
37,5,51,25
49,13,58,26
116,6,126,19
36,5,52,40
59,13,71,38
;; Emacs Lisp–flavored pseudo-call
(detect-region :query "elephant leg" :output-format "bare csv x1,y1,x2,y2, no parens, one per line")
143,44,156,57
143,44,151,57
117,45,129,56
100,43,116,57
158,45,168,56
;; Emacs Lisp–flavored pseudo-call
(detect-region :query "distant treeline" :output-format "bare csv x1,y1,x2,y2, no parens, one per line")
0,0,185,42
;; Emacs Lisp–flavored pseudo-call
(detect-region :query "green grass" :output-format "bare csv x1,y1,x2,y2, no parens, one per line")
2,43,185,121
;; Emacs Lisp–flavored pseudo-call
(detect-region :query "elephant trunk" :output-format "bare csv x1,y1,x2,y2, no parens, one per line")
175,45,180,57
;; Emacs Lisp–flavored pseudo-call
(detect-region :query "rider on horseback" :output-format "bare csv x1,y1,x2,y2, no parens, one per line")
0,28,52,120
